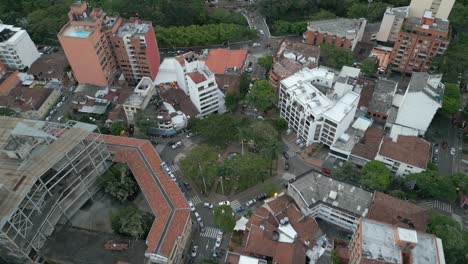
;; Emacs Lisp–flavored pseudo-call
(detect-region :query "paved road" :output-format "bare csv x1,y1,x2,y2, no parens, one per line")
47,86,75,123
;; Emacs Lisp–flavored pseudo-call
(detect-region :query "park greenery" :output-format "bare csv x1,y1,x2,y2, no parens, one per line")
100,164,138,202
320,44,355,69
247,80,277,112
110,121,127,136
427,212,468,264
257,56,274,69
110,206,152,239
441,83,461,116
214,205,236,232
179,145,220,194
225,92,240,112
223,153,270,191
271,10,336,35
360,160,391,191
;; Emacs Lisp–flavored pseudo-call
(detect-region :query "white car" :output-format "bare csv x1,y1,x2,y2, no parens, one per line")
259,30,264,35
171,141,183,149
252,42,260,47
191,245,198,258
45,116,51,121
194,211,202,222
218,201,230,206
57,116,64,123
204,203,214,209
186,132,194,138
215,235,222,248
188,201,195,211
450,147,456,156
56,102,63,108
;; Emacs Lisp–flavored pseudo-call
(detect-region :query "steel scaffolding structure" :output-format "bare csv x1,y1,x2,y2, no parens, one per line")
0,117,111,264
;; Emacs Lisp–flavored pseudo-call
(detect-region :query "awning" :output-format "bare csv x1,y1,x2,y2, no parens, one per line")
234,216,249,231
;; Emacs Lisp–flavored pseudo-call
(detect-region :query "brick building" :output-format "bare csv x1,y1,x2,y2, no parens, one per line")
303,18,366,51
389,10,450,74
58,1,159,86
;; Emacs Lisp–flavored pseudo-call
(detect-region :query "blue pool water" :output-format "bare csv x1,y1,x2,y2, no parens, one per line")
65,30,91,38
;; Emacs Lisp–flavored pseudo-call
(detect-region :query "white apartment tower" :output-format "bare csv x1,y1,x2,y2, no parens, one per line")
0,24,40,70
279,67,359,146
408,0,455,19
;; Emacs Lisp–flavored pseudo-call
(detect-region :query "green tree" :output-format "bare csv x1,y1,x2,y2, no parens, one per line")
347,2,388,22
247,80,277,112
320,44,355,69
0,108,16,116
333,162,359,182
451,173,468,193
225,92,239,112
100,164,138,202
192,114,240,143
441,83,461,116
360,57,378,76
360,161,391,191
309,9,336,21
214,205,235,232
272,118,288,133
427,162,439,171
111,206,148,238
263,182,280,197
110,121,126,136
239,72,251,97
180,145,219,193
258,56,274,69
404,170,458,202
427,212,467,264
224,153,270,191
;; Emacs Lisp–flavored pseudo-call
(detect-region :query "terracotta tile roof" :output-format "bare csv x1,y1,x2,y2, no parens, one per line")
29,49,69,80
102,135,190,258
0,85,52,112
187,71,206,84
215,74,240,94
351,127,384,160
368,192,428,231
379,136,430,168
205,49,247,74
159,83,199,117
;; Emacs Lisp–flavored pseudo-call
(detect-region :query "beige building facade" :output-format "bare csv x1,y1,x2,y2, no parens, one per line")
408,0,455,19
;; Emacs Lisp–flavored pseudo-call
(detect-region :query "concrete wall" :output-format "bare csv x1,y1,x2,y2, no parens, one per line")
376,11,395,42
375,153,425,177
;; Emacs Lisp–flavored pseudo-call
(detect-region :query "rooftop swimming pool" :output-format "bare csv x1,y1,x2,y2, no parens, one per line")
64,29,91,38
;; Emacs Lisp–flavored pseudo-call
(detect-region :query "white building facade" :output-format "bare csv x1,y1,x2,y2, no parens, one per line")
279,68,359,147
376,6,409,43
408,0,455,19
123,77,157,121
154,53,225,117
0,24,40,70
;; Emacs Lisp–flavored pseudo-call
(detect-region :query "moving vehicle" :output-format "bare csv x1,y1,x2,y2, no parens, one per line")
204,203,214,209
218,201,230,206
191,245,198,258
194,211,202,222
171,141,183,149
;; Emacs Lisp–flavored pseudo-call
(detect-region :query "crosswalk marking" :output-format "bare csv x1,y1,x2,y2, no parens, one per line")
419,200,452,213
281,172,296,181
189,193,202,205
200,226,221,238
169,164,181,174
230,200,241,210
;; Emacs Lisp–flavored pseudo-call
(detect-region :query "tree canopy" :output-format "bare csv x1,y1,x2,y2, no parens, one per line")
360,57,379,76
258,56,274,69
347,1,388,22
214,205,236,232
404,170,459,202
427,212,467,264
239,72,251,97
110,121,126,136
223,153,270,191
360,160,391,191
247,80,277,112
441,83,461,116
180,145,220,193
111,206,149,239
100,164,138,202
225,92,240,112
320,44,355,69
192,114,241,143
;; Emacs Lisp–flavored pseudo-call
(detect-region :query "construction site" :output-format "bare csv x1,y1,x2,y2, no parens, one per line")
0,116,192,264
0,116,111,263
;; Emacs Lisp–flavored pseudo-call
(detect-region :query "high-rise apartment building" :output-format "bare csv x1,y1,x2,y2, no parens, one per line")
408,0,455,19
0,24,40,70
58,1,159,87
376,6,410,43
389,11,450,74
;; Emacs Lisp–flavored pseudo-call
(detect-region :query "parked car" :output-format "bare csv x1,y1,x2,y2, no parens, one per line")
215,234,222,247
56,102,63,108
169,172,176,181
183,182,191,190
218,201,230,206
57,116,64,122
282,152,289,160
171,141,183,149
450,147,456,155
256,193,267,201
191,245,198,258
167,141,175,146
50,109,56,116
252,42,260,47
186,132,194,138
259,30,264,35
61,96,67,102
45,116,51,121
235,206,245,213
321,168,332,175
204,203,214,209
194,211,202,222
284,162,289,171
245,199,256,207
188,201,195,211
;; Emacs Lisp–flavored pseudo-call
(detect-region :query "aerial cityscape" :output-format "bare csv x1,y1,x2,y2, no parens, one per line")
1,0,468,264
